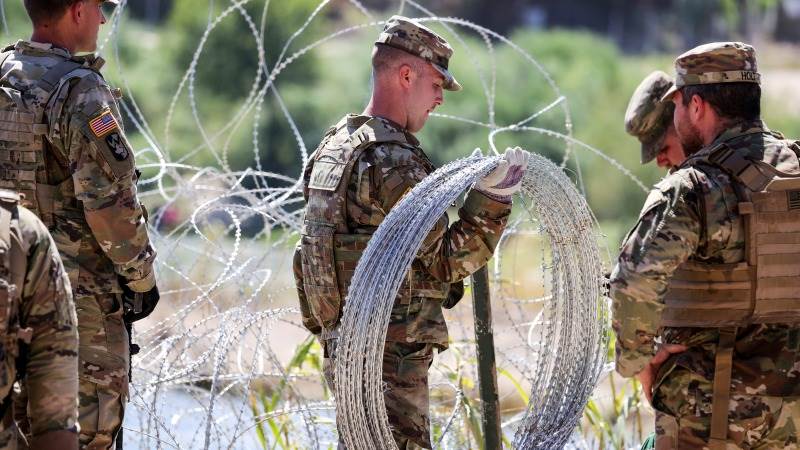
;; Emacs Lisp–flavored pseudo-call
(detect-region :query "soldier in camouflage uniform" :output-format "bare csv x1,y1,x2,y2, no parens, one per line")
0,189,78,450
611,42,800,449
1,1,159,448
626,72,691,450
625,71,686,170
293,16,528,449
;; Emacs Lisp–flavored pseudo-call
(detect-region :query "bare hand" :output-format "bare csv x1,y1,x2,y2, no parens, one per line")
637,343,688,405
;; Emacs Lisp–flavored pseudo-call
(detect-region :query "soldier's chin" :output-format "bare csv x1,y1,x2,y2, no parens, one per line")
407,117,426,133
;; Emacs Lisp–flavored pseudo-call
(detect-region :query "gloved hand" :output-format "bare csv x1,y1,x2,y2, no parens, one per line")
120,276,160,323
475,147,529,202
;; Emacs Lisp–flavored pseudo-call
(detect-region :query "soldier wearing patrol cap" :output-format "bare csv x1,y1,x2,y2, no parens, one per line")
2,0,159,448
611,41,800,449
293,15,528,449
625,71,685,170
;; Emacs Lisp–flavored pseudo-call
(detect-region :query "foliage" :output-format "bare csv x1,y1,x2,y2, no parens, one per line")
4,3,800,446
250,335,327,449
581,332,648,448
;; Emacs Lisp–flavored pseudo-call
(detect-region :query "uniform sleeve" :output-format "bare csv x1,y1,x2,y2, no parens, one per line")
293,243,321,335
18,210,79,436
609,175,702,377
370,151,511,283
63,74,156,292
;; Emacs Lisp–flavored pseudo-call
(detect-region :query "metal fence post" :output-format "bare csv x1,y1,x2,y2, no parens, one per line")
471,265,501,449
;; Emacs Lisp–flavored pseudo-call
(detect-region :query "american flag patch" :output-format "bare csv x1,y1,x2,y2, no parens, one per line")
88,109,118,137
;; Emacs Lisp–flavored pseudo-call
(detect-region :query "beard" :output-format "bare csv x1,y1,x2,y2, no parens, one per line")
676,120,704,156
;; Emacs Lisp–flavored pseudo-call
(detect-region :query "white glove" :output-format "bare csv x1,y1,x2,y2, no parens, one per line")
476,147,529,202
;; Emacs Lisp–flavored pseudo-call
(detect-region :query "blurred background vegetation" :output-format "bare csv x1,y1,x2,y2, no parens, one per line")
4,0,799,246
4,1,800,445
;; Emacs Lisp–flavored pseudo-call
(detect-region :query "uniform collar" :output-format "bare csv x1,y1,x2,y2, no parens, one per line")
689,119,768,161
12,40,104,69
711,119,769,146
14,40,73,59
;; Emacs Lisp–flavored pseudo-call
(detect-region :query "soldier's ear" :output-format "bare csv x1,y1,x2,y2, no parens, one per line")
398,64,413,89
689,94,705,120
68,0,84,25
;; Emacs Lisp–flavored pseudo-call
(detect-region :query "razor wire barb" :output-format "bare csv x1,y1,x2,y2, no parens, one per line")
0,0,655,447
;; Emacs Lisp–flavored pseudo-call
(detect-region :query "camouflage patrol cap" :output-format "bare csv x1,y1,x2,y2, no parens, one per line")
625,71,676,164
376,15,462,91
661,41,759,102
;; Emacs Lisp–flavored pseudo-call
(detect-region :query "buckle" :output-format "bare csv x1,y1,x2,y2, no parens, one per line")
708,144,771,191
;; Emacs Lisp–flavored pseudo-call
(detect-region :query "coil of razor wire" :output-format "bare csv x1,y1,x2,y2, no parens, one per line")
334,152,607,449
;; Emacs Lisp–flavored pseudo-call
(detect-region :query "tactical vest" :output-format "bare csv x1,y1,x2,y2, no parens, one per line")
300,116,448,331
0,191,33,418
0,46,97,227
660,137,800,449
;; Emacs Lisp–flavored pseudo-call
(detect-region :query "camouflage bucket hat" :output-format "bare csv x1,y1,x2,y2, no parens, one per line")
376,15,462,91
625,71,676,164
661,41,759,102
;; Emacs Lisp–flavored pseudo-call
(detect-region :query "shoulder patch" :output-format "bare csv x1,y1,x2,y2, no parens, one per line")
89,127,135,180
105,132,129,161
88,108,119,137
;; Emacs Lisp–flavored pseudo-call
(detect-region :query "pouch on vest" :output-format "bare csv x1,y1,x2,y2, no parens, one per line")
301,222,342,329
0,53,85,227
0,84,43,215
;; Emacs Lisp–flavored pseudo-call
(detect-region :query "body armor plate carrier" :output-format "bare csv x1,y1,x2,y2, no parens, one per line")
300,116,448,331
0,47,89,227
661,139,800,448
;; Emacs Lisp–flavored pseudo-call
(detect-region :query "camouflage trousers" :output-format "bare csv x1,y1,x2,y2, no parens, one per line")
0,404,20,450
653,366,800,449
76,295,129,450
323,339,434,449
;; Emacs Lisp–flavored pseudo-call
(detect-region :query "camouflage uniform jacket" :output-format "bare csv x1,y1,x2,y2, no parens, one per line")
0,192,78,446
0,40,156,297
294,114,511,347
610,120,800,397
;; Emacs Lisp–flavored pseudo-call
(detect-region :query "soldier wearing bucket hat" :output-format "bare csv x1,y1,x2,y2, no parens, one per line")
612,41,800,449
294,15,527,449
625,71,685,169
